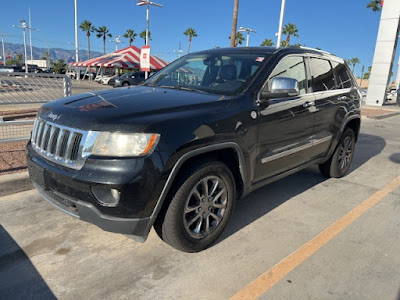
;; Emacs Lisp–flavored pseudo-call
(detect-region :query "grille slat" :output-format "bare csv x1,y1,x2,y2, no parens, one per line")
30,118,92,170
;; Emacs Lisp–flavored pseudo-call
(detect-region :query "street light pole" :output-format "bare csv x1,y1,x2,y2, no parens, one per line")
13,20,34,74
0,33,8,66
238,27,256,47
276,0,286,48
29,8,33,64
137,0,163,79
74,0,80,80
110,36,123,51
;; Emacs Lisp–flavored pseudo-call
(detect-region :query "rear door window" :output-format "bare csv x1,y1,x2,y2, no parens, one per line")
310,58,335,92
332,62,352,89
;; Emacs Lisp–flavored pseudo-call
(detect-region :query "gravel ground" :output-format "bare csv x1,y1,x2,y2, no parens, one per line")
0,141,27,175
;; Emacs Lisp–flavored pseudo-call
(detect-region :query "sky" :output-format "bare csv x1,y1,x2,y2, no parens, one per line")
0,0,398,80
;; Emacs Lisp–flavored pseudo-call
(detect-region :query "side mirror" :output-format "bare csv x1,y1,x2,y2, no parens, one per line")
260,77,300,99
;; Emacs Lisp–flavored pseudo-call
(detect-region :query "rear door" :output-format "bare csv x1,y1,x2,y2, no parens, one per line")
254,55,316,182
308,58,354,160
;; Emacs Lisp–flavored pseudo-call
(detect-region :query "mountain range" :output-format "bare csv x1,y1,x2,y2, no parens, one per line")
2,42,103,63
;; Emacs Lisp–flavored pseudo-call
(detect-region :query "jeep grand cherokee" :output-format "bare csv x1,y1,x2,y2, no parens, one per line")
27,47,361,252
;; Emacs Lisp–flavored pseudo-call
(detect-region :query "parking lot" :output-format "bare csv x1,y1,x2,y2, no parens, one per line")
1,115,400,299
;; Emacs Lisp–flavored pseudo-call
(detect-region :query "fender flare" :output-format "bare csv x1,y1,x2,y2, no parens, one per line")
143,142,246,235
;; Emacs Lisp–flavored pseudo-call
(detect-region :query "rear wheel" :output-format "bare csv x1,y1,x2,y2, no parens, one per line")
155,160,235,252
319,128,355,178
122,82,130,87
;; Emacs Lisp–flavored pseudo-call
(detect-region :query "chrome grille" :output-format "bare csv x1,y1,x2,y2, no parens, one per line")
31,118,98,170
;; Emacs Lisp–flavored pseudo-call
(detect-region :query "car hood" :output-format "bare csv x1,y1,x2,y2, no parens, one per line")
38,86,232,132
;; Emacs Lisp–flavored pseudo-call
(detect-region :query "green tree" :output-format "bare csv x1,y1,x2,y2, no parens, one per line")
183,27,198,54
280,41,287,47
367,0,382,11
124,29,137,46
51,59,66,74
228,31,244,47
260,39,274,47
96,26,112,55
230,0,239,47
350,57,361,73
139,30,151,45
16,54,23,63
80,20,95,59
6,58,20,66
282,23,299,46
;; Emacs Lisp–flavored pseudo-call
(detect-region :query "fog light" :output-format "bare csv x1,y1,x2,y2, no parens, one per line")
91,187,120,207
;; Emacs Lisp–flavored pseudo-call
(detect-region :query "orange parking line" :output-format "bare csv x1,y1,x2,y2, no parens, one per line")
231,176,400,300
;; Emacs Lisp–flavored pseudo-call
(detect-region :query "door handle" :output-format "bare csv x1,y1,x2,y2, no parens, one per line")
303,101,315,108
338,96,347,101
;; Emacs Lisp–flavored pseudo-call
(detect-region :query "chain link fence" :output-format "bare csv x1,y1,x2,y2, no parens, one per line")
0,72,71,104
0,73,72,143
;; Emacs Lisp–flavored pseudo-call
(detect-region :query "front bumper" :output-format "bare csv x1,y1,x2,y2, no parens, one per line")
26,141,171,241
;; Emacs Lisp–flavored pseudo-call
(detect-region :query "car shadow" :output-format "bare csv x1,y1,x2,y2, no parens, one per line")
0,225,56,299
217,133,386,244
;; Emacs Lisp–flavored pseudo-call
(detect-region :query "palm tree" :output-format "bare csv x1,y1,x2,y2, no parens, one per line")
260,39,274,47
96,26,112,55
367,0,382,11
228,32,244,47
183,28,198,54
280,41,287,47
282,23,299,46
139,30,151,45
230,0,239,47
79,20,95,59
124,29,137,46
350,57,360,73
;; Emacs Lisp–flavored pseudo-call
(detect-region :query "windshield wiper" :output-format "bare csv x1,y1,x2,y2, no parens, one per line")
159,85,208,94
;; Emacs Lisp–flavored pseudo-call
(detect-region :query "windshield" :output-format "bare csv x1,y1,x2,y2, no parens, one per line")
144,52,271,95
120,72,132,78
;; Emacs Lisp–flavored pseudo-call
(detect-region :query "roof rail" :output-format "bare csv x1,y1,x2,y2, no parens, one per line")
299,46,333,55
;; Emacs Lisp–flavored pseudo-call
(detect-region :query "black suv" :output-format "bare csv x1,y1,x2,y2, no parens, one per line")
27,47,361,252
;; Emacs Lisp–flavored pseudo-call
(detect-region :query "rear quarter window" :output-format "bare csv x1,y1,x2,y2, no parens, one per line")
332,62,352,89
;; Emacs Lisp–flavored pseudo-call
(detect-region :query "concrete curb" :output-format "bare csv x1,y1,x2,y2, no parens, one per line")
367,112,400,120
0,172,33,198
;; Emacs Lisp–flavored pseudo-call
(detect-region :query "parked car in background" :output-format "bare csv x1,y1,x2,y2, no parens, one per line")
101,75,117,85
386,87,397,101
109,71,146,87
27,47,361,252
360,88,367,103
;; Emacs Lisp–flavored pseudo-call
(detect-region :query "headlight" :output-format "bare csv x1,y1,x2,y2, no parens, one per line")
92,132,159,157
115,79,120,83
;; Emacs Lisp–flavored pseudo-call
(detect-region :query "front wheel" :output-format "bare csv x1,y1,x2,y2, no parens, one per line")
155,160,236,252
319,128,355,178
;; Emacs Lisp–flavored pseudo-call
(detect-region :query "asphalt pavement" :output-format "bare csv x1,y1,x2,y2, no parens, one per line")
1,115,400,299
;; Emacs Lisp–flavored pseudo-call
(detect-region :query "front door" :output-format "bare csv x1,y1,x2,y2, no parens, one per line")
254,55,316,183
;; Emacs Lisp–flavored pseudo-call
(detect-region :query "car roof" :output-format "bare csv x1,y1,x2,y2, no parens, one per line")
194,46,343,63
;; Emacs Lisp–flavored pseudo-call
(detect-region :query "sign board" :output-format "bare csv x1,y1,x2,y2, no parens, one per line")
140,46,151,72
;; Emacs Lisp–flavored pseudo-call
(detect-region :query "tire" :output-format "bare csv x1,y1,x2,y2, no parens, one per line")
155,160,236,252
319,128,355,178
122,82,130,87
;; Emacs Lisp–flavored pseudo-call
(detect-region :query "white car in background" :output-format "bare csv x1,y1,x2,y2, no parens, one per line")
101,75,117,85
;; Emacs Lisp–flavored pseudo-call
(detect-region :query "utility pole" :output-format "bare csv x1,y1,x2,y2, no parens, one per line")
0,33,8,66
174,42,183,58
276,0,286,48
74,0,80,80
137,0,163,79
239,27,256,47
13,20,35,73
